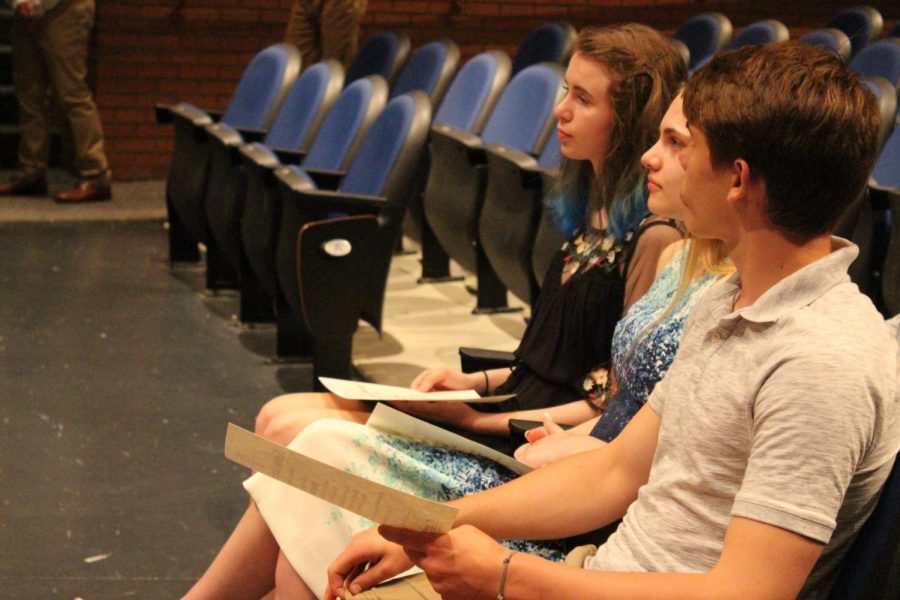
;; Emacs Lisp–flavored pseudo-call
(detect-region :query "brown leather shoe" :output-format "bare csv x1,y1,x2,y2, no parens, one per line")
54,180,112,204
0,172,47,196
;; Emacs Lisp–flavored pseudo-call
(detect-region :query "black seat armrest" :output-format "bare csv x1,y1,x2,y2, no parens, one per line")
234,126,268,143
206,122,245,147
485,143,544,188
303,167,347,190
279,179,387,215
169,103,215,128
508,418,575,440
272,148,306,165
432,124,487,165
459,346,516,373
155,103,174,124
240,142,282,170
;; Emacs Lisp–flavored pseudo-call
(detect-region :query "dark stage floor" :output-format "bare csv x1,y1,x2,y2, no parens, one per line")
0,220,312,598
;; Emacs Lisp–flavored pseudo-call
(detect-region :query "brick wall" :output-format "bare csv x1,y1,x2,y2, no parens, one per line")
94,0,900,181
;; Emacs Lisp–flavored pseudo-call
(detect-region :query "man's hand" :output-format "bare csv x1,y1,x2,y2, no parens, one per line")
379,524,510,600
325,528,414,600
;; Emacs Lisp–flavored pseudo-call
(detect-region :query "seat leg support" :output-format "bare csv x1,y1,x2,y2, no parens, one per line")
418,220,463,283
167,192,201,263
276,308,314,359
473,246,522,315
239,255,275,323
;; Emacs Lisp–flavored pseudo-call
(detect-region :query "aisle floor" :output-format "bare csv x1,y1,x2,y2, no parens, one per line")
0,187,526,598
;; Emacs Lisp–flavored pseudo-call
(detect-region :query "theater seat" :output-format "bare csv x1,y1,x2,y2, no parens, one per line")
389,40,460,106
728,19,789,48
826,5,884,59
203,60,344,290
800,28,853,62
836,78,896,307
422,63,564,313
157,44,301,265
345,30,411,86
411,51,512,279
851,38,900,90
511,21,577,75
693,19,789,71
272,92,432,370
479,132,561,308
673,12,733,73
238,76,388,323
827,450,900,599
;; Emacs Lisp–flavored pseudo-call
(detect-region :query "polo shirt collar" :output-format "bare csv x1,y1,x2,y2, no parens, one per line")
710,237,858,325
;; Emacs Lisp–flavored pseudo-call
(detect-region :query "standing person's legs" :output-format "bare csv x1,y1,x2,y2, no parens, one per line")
285,0,323,67
320,0,367,67
2,11,50,194
41,0,111,200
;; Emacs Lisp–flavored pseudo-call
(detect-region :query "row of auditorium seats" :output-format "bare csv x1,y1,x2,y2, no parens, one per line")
155,23,576,378
156,12,900,378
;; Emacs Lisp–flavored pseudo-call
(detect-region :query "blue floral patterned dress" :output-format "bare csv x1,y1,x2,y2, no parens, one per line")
246,247,722,598
591,247,720,440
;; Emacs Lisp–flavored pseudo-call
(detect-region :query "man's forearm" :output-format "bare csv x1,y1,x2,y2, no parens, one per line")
450,444,639,540
503,554,733,600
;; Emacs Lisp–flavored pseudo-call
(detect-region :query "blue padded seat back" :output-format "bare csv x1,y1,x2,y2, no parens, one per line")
340,94,417,196
433,51,509,133
345,30,410,85
511,21,577,75
223,44,299,129
872,126,900,189
851,39,900,89
800,28,853,62
480,64,563,154
302,76,386,172
264,61,343,152
826,6,884,58
675,12,733,71
861,76,898,152
391,40,456,101
828,452,900,598
728,20,789,49
537,128,561,170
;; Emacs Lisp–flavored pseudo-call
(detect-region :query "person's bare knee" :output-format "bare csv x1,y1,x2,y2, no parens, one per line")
274,550,317,600
256,393,308,436
262,413,309,446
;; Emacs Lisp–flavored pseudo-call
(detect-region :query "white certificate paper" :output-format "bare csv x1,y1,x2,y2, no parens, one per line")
224,423,459,533
319,376,514,403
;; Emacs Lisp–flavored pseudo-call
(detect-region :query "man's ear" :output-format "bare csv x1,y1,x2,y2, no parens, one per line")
725,158,754,206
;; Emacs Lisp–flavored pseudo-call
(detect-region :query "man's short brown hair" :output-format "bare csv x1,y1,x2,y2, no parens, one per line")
683,41,880,243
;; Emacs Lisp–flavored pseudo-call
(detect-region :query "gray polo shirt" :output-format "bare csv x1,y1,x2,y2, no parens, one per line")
586,238,899,599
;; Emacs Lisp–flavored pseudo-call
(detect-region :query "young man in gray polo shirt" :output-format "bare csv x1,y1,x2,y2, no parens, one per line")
324,42,899,600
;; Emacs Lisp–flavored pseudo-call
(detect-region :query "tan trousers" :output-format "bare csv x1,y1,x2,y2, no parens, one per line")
346,573,441,600
284,0,368,68
346,547,597,599
12,0,109,181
